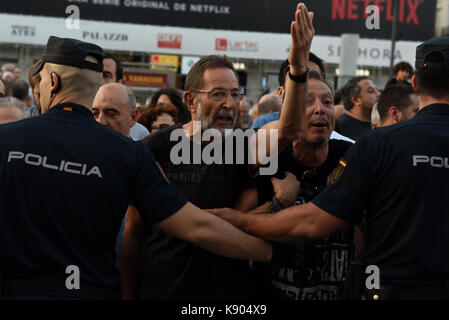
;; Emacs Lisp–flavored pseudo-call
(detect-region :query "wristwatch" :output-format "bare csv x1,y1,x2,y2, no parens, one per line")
270,195,286,213
288,68,309,83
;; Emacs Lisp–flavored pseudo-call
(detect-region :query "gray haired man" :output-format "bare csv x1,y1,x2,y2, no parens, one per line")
0,97,26,124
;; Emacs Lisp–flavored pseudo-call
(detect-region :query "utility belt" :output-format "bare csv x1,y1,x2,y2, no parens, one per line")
341,261,449,300
0,273,120,300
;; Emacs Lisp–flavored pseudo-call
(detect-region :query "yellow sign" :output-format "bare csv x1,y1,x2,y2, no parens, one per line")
150,54,179,71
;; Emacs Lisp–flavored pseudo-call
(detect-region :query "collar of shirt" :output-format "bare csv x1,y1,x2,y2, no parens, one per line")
46,102,94,118
415,103,449,118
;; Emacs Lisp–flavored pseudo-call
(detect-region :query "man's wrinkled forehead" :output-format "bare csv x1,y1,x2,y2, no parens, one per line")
308,79,333,98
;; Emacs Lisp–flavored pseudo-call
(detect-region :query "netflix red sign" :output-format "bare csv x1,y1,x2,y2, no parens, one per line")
308,0,436,41
157,33,182,49
2,0,436,41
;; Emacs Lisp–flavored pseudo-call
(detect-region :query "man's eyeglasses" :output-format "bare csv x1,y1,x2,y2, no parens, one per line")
191,89,244,103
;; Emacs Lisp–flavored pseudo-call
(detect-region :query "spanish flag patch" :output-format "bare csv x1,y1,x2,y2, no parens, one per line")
63,107,73,112
329,159,347,185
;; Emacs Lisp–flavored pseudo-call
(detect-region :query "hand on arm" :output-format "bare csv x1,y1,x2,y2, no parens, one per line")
210,202,343,243
157,202,272,262
245,172,300,214
271,171,300,207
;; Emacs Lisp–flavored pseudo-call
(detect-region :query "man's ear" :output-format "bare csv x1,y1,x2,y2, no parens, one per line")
411,75,419,95
351,96,360,108
276,86,285,100
130,109,137,127
50,72,61,94
184,91,196,113
388,106,400,123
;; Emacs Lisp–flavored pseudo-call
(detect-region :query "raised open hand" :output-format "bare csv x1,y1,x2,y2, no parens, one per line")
288,3,315,76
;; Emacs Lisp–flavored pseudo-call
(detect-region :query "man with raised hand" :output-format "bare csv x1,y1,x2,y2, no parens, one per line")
211,35,449,300
0,36,271,300
121,3,315,300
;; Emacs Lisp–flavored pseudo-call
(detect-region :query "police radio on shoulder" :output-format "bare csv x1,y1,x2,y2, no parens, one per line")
288,68,309,83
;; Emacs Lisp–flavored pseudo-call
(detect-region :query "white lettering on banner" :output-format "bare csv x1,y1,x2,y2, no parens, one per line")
0,14,418,66
91,0,120,6
7,151,103,178
190,4,230,14
123,0,170,9
158,33,182,49
173,2,186,11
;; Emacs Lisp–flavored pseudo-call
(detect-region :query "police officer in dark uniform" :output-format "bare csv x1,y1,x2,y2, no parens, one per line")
0,36,271,299
211,35,449,300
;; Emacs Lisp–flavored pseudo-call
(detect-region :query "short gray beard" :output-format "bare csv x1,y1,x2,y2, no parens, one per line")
196,102,214,132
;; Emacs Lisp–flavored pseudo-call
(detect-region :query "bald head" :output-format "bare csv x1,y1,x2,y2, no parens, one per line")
39,63,102,113
257,93,282,115
92,83,137,137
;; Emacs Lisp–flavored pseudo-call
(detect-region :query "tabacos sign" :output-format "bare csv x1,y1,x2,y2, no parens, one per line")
215,38,258,52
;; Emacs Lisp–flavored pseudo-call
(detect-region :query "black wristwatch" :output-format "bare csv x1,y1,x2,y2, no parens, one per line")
288,68,309,83
270,195,286,213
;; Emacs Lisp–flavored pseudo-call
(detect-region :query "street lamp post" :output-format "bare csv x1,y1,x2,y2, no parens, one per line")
390,0,399,77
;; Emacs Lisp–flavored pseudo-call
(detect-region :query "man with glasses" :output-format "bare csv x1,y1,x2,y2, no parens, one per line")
120,3,315,299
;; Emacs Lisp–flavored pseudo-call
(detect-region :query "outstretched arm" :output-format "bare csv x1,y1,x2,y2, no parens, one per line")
254,3,315,165
209,202,344,243
157,202,272,262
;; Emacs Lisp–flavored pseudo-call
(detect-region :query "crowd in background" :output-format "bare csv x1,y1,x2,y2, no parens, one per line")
1,3,448,301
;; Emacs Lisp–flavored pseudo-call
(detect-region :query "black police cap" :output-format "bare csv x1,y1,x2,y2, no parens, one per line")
415,35,449,72
32,36,104,76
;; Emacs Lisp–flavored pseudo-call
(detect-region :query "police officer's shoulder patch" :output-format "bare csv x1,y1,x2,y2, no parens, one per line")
329,159,347,185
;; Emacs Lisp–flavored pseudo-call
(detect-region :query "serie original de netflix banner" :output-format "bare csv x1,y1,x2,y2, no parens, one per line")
1,0,436,41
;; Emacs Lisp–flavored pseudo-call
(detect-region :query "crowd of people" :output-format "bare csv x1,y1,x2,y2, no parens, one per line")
1,3,449,300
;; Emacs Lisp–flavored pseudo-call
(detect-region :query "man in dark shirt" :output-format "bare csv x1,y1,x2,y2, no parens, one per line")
252,74,356,300
0,36,272,299
376,84,420,127
212,35,449,300
120,3,315,299
336,76,380,140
